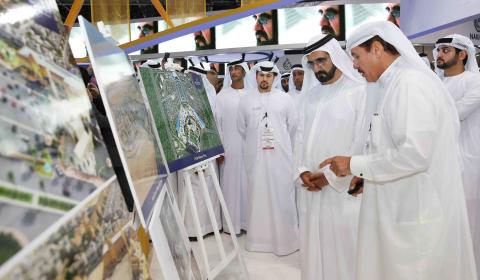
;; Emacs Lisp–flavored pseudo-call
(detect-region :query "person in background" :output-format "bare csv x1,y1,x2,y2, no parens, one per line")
280,72,290,92
288,64,304,96
434,34,480,275
237,61,298,256
215,59,250,235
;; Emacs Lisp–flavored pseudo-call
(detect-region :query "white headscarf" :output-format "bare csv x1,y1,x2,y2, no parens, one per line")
433,34,479,76
346,20,460,137
222,60,250,90
279,72,290,92
288,64,304,95
346,21,440,83
302,33,363,95
247,61,281,91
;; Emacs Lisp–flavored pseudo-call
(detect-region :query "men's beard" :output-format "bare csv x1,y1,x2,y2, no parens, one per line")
231,76,243,83
195,35,209,50
294,81,303,91
282,84,289,92
437,56,458,70
321,26,336,37
259,81,270,90
315,65,337,83
256,30,273,45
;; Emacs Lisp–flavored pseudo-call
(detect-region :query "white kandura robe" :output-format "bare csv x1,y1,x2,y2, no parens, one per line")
177,76,221,237
294,75,366,280
350,58,477,280
215,86,248,234
237,87,299,255
442,70,480,276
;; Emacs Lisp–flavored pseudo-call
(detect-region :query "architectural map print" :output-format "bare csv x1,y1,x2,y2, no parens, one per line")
0,0,116,265
0,178,151,280
80,17,167,227
139,68,224,172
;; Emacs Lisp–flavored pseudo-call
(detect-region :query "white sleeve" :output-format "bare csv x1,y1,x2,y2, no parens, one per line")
350,76,438,182
455,74,480,121
292,97,310,181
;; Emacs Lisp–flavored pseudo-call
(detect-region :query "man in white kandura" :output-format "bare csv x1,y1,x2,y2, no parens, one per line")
295,33,366,280
288,64,304,96
237,61,299,255
434,34,480,275
215,59,250,234
177,63,221,239
321,21,477,280
280,72,290,93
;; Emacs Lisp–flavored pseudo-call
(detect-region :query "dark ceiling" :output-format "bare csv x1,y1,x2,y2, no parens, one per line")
55,0,242,23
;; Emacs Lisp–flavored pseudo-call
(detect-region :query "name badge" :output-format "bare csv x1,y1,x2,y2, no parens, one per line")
262,127,275,150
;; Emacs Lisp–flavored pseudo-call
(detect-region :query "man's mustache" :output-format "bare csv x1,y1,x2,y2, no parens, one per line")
195,34,207,46
255,30,269,41
321,25,336,36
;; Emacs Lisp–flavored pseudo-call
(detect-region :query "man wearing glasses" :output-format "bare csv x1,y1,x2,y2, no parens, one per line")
385,3,400,27
138,22,157,54
434,34,480,276
318,5,343,40
252,10,277,46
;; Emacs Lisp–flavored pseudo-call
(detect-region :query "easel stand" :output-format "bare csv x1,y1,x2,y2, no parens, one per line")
181,156,248,279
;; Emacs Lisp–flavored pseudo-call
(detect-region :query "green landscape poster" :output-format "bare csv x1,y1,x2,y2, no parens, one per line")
139,68,223,172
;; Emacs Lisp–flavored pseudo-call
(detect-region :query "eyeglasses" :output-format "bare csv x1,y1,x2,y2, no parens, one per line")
253,13,272,25
385,6,400,19
306,57,329,69
318,8,338,21
138,25,153,35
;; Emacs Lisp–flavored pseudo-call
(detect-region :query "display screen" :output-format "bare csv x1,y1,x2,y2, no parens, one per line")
215,9,279,49
157,17,217,53
345,3,400,38
278,4,345,44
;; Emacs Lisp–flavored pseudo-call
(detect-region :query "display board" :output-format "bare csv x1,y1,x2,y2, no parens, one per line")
0,177,151,280
139,68,224,172
149,186,202,280
0,0,117,265
80,16,167,227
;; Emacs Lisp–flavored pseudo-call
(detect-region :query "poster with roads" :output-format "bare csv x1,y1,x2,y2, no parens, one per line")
0,0,117,265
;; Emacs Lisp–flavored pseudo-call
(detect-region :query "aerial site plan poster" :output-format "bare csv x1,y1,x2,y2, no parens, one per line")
139,68,224,172
0,178,151,280
0,0,116,265
79,16,167,227
149,186,202,280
